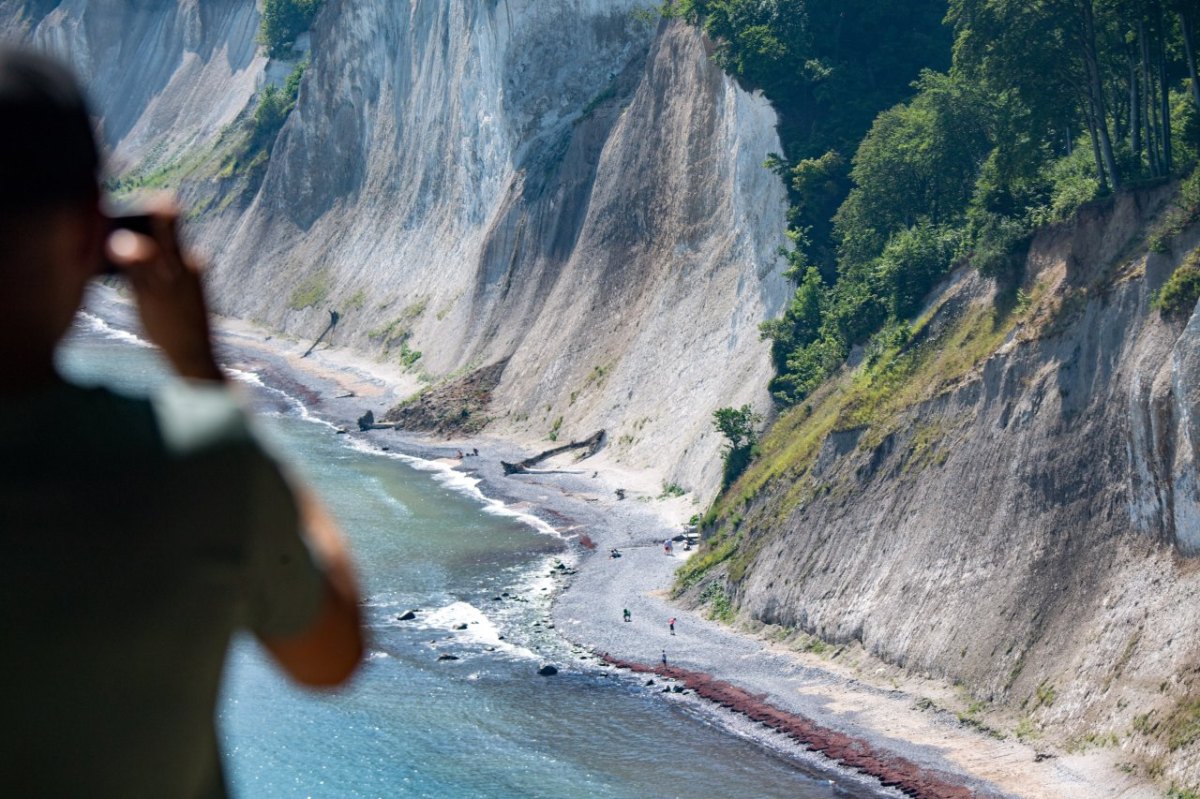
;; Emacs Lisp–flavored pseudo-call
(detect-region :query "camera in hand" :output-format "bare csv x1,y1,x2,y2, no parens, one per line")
101,213,155,275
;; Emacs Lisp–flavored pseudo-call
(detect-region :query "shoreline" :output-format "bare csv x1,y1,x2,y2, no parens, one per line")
81,285,1157,799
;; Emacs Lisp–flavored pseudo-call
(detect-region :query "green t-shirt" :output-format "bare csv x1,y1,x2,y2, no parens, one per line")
0,379,325,798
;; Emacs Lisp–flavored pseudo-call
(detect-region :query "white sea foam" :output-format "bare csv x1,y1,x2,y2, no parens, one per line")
341,436,561,539
225,365,339,431
84,303,555,542
411,601,540,662
510,553,567,604
77,311,154,349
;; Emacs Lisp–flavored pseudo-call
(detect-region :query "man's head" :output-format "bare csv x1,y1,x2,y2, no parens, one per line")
0,47,105,386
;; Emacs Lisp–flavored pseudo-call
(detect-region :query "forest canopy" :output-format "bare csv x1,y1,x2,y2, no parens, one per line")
667,0,1200,405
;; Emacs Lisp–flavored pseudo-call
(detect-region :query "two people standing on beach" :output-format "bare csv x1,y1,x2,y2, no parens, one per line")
0,47,363,798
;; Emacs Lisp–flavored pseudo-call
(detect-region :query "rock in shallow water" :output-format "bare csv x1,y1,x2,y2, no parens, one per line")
537,664,558,676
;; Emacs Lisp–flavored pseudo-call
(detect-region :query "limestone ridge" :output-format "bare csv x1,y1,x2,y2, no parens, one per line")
694,185,1200,784
11,1,790,499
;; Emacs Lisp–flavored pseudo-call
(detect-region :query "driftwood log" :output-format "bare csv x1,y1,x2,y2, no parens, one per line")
502,431,605,475
357,409,397,431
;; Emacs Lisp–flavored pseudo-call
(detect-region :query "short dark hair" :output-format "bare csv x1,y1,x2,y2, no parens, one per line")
0,47,99,214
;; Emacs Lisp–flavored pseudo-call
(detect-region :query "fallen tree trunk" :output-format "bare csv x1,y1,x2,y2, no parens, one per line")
502,431,605,475
357,409,396,431
303,310,341,358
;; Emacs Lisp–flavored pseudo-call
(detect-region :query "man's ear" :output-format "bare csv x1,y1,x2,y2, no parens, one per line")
71,199,106,278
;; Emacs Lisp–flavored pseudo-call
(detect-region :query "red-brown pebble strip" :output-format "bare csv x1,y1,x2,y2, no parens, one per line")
600,653,979,799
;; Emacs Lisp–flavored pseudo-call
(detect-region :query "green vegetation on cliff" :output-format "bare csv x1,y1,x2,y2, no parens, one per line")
259,0,323,58
677,274,1046,589
669,0,1200,407
713,405,763,487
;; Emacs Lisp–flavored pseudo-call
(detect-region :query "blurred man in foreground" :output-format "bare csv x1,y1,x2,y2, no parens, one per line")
0,47,363,797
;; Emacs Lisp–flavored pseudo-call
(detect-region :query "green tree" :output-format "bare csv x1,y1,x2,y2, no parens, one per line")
834,71,990,266
760,265,826,372
686,0,1198,411
713,405,762,451
260,0,323,58
713,404,763,487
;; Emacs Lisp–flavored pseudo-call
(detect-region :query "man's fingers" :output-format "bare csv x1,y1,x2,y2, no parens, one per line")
106,212,187,285
107,229,156,264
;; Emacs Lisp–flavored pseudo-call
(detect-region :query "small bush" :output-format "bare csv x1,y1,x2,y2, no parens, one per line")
1153,250,1200,319
1149,167,1200,253
399,342,422,367
701,582,736,623
659,482,686,499
714,405,763,488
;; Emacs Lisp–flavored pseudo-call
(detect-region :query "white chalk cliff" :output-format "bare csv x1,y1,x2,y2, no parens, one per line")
5,0,790,498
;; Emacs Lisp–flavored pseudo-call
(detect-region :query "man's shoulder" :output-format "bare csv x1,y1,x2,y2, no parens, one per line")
150,380,257,456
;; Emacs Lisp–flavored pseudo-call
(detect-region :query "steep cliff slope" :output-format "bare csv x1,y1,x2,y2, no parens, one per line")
685,184,1200,786
7,1,788,498
20,0,263,172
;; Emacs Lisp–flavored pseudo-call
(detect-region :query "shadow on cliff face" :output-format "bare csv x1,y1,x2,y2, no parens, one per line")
469,35,651,346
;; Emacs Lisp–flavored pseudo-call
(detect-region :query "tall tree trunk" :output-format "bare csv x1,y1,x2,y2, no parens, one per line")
1084,92,1110,193
1080,0,1121,188
1182,10,1200,112
1142,19,1163,176
1130,47,1142,165
1158,7,1172,174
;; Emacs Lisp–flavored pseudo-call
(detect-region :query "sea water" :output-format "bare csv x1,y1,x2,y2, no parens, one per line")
57,314,857,799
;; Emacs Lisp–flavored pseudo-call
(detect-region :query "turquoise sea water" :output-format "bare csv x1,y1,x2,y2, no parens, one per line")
58,315,855,799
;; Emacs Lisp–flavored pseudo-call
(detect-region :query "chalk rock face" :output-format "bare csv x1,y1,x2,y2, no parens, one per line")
6,1,789,498
21,0,263,172
722,187,1200,786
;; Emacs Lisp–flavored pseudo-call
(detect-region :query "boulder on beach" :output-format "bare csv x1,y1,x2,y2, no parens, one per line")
396,610,417,621
537,664,559,676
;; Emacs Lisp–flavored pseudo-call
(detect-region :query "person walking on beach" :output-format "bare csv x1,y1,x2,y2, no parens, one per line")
669,617,676,635
0,48,363,799
661,650,668,666
623,608,632,622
